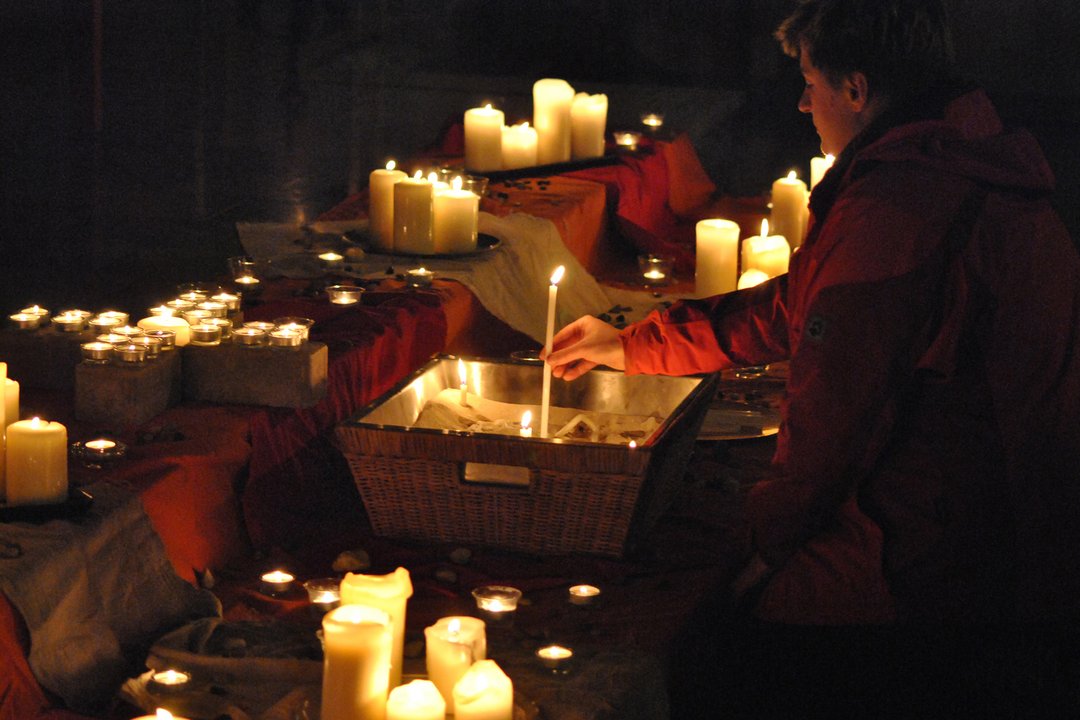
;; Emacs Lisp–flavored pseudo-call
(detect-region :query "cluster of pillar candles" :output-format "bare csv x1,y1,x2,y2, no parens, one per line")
1,361,69,507
695,155,834,296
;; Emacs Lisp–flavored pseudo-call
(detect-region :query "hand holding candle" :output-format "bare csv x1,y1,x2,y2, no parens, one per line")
540,265,565,438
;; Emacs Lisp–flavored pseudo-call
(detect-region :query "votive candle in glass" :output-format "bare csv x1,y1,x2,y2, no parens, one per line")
210,292,241,312
272,317,313,340
405,267,434,289
188,323,222,346
232,327,268,347
129,335,162,359
81,341,114,364
143,329,176,350
613,131,642,150
268,328,303,348
568,584,601,607
327,284,364,305
9,312,43,330
113,343,148,365
203,317,232,340
304,578,343,614
51,310,90,332
147,669,192,694
471,585,522,626
261,569,295,595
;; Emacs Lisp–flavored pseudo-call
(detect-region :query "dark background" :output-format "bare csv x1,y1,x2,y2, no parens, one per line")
2,0,1077,314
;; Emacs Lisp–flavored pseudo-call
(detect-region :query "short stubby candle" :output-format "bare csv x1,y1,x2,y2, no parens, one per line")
536,644,573,672
452,660,513,720
433,176,479,255
464,104,505,173
568,584,601,606
741,219,791,279
424,616,487,712
261,570,294,595
5,417,67,505
570,92,608,160
386,679,446,720
501,122,538,170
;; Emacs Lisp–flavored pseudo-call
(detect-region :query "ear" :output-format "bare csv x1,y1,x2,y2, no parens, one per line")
843,72,871,112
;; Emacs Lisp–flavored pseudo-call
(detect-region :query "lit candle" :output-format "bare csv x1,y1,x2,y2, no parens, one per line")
369,160,408,253
433,176,479,254
148,669,191,693
613,131,641,150
326,284,364,305
458,358,468,407
9,313,42,330
232,327,267,347
304,577,342,613
340,567,413,688
464,104,505,172
770,170,809,249
737,268,770,290
132,710,188,720
540,265,565,438
741,219,791,279
568,584,601,606
501,122,538,170
5,417,67,506
810,153,835,189
137,315,192,347
386,679,446,720
641,112,664,130
452,659,513,720
570,92,608,160
393,172,435,255
519,410,532,438
321,605,392,720
405,267,434,289
533,78,575,165
261,569,295,594
210,292,241,312
424,616,487,712
51,311,89,332
471,585,522,617
188,323,222,347
695,218,740,297
536,644,573,671
81,341,114,363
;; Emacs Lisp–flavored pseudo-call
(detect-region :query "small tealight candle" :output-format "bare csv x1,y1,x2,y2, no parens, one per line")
203,317,233,340
76,437,126,468
261,570,295,595
232,327,267,347
194,300,228,318
88,315,122,333
268,328,303,348
188,324,222,346
144,330,177,350
641,112,664,130
210,292,241,312
114,343,148,364
81,341,114,364
243,321,277,333
112,325,145,340
536,644,574,672
638,254,673,286
132,709,185,720
272,317,313,340
568,584,601,607
147,669,191,694
19,305,50,320
326,284,364,305
471,585,522,621
164,299,196,313
96,310,129,326
405,267,434,289
233,275,261,288
182,309,213,326
613,131,641,150
318,251,345,272
303,578,342,613
9,313,43,330
51,311,90,332
97,333,129,345
129,335,163,359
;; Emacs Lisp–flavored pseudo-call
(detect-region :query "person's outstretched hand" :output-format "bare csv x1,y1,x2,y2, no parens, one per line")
541,315,625,381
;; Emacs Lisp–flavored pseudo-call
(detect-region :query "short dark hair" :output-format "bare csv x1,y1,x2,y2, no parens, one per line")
776,0,956,104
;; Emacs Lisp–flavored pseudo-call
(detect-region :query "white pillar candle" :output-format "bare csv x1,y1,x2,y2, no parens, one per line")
695,218,741,297
424,616,487,712
321,605,392,720
340,567,413,688
5,417,67,506
137,314,192,347
433,176,479,254
810,154,835,189
540,265,565,438
501,122,538,170
770,170,809,248
387,679,446,720
452,659,513,720
464,104,505,172
570,92,608,160
533,78,575,165
369,161,407,253
741,220,791,279
393,173,435,255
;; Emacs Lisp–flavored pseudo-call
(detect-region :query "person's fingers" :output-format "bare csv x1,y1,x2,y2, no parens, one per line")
554,358,596,381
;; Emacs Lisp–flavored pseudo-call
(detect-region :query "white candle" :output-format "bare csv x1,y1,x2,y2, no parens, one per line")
464,104,505,172
387,679,446,720
370,160,407,253
393,173,435,255
741,219,791,279
519,410,532,438
810,153,835,189
424,616,487,713
321,605,392,720
533,78,575,165
137,315,192,347
501,122,538,170
452,659,513,720
695,218,741,297
771,170,809,249
0,363,6,501
570,92,608,160
433,176,479,254
5,376,18,428
339,567,413,688
737,268,771,289
458,358,469,407
540,265,565,438
5,417,67,506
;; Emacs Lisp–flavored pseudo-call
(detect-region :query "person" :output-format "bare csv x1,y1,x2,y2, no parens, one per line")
544,0,1080,629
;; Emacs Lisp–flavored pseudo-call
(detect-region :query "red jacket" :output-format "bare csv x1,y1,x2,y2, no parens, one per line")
621,90,1080,622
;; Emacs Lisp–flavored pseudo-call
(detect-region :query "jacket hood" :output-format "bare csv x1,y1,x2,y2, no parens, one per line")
856,89,1056,196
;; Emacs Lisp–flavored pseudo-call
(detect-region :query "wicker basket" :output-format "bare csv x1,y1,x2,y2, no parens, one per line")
335,355,717,557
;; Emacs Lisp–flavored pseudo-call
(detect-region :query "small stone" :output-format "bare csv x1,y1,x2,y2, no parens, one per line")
345,246,365,260
404,639,425,659
197,567,216,589
332,548,371,573
449,547,472,565
434,567,458,584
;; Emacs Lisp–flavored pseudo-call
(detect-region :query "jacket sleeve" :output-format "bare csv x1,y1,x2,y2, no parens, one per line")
619,275,791,376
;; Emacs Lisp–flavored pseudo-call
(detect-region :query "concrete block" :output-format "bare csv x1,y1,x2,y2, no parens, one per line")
182,341,328,408
0,327,88,390
75,350,183,429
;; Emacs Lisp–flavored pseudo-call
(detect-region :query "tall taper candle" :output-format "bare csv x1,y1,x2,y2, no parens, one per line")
540,265,565,438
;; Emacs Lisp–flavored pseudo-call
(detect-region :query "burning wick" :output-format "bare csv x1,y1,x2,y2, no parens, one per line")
520,410,533,438
458,358,468,407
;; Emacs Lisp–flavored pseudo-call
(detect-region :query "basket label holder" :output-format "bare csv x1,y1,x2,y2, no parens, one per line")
462,462,532,488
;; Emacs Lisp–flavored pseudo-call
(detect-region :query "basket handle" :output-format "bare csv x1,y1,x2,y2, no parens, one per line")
461,462,532,488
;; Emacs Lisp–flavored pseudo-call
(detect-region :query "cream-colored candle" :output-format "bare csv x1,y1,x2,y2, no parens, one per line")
540,265,565,438
393,173,435,255
137,314,192,347
533,78,575,165
433,176,479,254
340,567,413,688
6,376,21,428
810,154,835,189
464,104,505,172
5,417,67,506
741,220,791,279
369,161,407,253
501,122,538,170
771,170,809,248
695,218,741,297
570,92,608,160
424,616,487,712
452,659,513,720
0,363,6,500
737,268,771,289
386,679,446,720
321,605,392,720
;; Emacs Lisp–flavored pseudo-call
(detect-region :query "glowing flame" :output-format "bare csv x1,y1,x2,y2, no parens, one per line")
386,160,397,171
521,410,532,431
787,170,798,181
458,358,467,386
760,219,770,237
452,176,463,192
550,265,565,286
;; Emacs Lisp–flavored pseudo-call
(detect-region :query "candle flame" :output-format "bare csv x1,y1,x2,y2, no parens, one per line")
628,440,637,449
521,410,532,431
550,265,565,286
156,710,174,720
484,103,493,111
458,358,467,385
386,160,397,171
787,170,798,181
413,170,423,179
760,219,770,237
824,154,835,164
447,618,461,635
452,175,463,192
427,171,438,184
